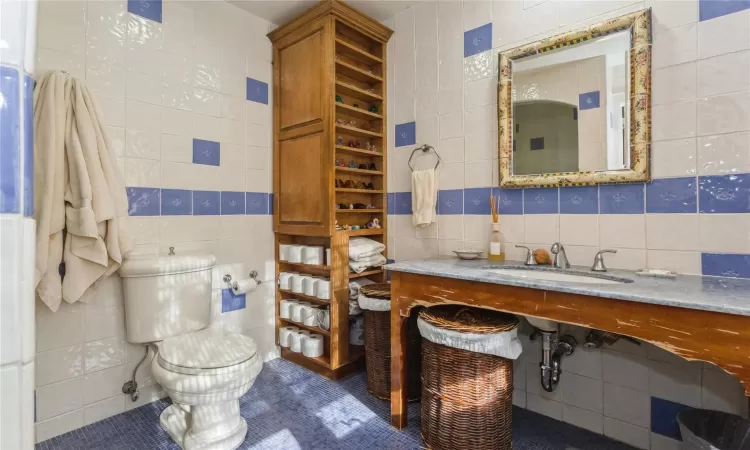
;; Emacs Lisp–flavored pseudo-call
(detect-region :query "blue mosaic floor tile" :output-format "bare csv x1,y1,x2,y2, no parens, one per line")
38,358,636,450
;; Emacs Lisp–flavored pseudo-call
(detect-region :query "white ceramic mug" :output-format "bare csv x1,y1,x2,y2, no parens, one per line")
279,244,291,261
288,245,304,263
279,272,294,290
315,279,331,300
302,246,324,265
304,307,319,326
290,274,305,293
317,306,331,331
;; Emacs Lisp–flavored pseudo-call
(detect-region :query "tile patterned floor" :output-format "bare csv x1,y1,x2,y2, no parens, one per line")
37,358,636,450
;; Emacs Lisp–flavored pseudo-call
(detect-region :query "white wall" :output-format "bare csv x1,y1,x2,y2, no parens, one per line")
386,1,750,449
33,0,277,442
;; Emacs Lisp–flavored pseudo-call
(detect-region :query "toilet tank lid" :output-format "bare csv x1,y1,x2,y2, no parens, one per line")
120,253,216,278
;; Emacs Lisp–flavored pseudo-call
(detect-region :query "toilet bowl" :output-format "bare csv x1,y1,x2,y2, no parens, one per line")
120,253,262,450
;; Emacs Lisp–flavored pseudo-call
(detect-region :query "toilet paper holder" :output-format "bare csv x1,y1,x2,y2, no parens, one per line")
223,271,262,288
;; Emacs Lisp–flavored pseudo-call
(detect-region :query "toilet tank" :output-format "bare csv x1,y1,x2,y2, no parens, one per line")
119,253,216,344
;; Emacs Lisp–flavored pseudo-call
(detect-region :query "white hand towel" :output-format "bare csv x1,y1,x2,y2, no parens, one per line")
411,169,437,228
349,237,386,261
349,254,387,274
349,278,376,300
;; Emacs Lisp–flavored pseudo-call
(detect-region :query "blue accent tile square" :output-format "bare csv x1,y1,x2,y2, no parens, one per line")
395,122,416,147
23,75,33,217
127,0,162,23
221,191,246,215
126,187,160,216
651,397,694,441
387,193,396,215
193,190,220,215
464,23,492,57
0,66,20,214
493,188,523,215
268,193,274,215
464,187,492,215
221,288,246,313
699,0,750,21
647,177,697,213
560,186,598,214
699,174,750,213
246,192,269,215
246,78,269,104
524,187,559,214
393,192,412,215
437,189,463,215
702,253,750,279
530,137,545,151
579,91,601,110
161,189,192,215
600,184,645,214
192,139,220,166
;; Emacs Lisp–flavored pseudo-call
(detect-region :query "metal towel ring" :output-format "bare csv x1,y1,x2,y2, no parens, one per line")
408,144,441,171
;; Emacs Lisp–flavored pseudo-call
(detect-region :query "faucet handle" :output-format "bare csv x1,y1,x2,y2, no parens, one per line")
550,242,563,254
515,245,537,265
592,249,617,272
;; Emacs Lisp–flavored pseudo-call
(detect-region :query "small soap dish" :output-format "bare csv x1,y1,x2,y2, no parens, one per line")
453,249,483,260
635,269,677,279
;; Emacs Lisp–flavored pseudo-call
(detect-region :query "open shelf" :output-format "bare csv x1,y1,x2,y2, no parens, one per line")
336,103,383,121
349,268,384,279
336,60,383,84
336,188,384,194
336,124,382,138
335,38,382,65
280,317,330,336
336,209,384,214
335,81,382,102
281,347,331,369
278,261,330,272
336,166,383,175
335,145,383,158
279,289,331,305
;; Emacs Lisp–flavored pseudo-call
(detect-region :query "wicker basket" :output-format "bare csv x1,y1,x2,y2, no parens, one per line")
419,306,518,450
360,284,421,401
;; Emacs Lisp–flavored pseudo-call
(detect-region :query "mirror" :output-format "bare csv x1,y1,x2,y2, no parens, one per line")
498,9,651,188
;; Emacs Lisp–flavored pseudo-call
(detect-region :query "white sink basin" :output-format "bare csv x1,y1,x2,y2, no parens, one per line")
484,268,629,285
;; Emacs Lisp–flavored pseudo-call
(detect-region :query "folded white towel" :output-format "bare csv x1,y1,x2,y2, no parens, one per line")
349,254,387,274
349,237,386,261
411,169,437,228
349,278,376,300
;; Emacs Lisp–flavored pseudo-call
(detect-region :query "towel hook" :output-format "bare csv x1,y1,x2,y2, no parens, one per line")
408,144,441,171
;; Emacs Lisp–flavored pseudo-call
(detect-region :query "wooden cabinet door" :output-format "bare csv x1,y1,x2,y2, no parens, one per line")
273,18,332,235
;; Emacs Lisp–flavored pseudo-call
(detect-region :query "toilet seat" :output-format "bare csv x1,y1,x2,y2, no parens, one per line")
157,328,258,376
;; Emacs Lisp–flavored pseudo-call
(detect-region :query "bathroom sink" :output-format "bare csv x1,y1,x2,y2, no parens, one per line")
482,267,632,285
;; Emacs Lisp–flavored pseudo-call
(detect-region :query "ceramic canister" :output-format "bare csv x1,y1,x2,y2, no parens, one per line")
302,246,324,265
288,245,304,263
317,306,331,331
279,244,291,261
290,274,305,293
304,306,319,326
279,272,294,290
315,278,331,300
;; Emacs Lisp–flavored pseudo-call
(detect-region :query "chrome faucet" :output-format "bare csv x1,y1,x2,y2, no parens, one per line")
515,245,537,265
591,249,617,272
550,242,570,269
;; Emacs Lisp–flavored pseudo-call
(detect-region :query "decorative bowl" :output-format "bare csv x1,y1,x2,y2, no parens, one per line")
453,249,483,260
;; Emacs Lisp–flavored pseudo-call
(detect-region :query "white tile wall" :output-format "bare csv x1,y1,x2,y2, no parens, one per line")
33,0,278,442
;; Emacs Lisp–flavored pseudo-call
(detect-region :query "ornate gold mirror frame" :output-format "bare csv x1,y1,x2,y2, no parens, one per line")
498,9,652,188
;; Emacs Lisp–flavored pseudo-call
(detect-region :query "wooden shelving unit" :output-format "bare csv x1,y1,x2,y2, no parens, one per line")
269,0,392,380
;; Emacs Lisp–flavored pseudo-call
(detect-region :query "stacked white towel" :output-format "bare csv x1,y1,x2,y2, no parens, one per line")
348,237,387,274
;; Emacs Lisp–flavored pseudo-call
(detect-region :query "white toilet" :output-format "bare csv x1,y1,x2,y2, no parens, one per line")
120,253,262,450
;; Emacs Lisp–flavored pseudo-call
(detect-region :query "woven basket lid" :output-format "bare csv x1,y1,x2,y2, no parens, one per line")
419,305,518,334
359,283,391,299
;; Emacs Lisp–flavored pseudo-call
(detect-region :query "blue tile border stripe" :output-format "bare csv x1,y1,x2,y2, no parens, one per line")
127,0,163,23
699,0,750,21
126,188,273,216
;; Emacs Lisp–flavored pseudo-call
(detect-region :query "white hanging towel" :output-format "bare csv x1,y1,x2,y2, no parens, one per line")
411,168,437,228
34,70,133,312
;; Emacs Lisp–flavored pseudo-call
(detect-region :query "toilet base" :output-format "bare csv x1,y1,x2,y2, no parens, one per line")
160,403,248,450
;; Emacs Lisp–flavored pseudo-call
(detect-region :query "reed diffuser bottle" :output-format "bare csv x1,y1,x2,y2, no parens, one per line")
489,194,505,261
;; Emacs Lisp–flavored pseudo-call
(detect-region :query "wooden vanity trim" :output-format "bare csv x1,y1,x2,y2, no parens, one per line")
389,271,750,429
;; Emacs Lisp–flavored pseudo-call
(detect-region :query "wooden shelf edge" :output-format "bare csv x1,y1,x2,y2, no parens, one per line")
335,145,384,157
280,347,331,369
278,289,331,305
349,268,384,279
335,102,383,120
338,229,385,237
335,60,383,82
335,166,383,175
335,38,383,64
280,317,330,336
335,81,383,101
336,209,384,213
336,124,383,138
335,188,384,194
279,261,330,272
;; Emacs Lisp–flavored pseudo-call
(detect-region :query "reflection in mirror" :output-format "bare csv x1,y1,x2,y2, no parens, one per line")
511,31,630,176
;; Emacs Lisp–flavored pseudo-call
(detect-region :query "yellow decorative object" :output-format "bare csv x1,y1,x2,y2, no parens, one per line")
533,249,551,265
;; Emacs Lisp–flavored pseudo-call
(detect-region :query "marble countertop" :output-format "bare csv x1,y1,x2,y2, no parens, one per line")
385,259,750,317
